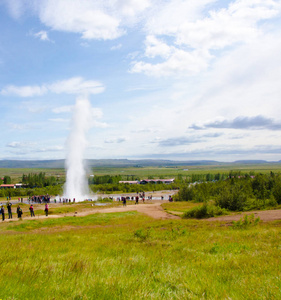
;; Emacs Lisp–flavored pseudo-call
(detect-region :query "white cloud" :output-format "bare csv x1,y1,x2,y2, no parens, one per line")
144,35,171,59
49,77,105,95
132,0,281,76
116,0,150,17
6,141,36,148
1,77,105,97
34,30,51,42
1,85,47,97
131,48,211,76
5,0,151,40
111,43,122,50
36,0,123,40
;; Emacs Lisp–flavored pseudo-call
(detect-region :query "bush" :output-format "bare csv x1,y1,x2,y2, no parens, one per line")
97,197,113,203
174,185,194,201
215,183,249,211
232,214,260,229
182,203,228,219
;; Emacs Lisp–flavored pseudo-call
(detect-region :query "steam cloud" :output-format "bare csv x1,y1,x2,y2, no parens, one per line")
63,96,92,202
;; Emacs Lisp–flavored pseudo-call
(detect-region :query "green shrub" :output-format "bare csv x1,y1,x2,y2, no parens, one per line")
97,197,113,203
215,183,250,211
232,214,260,229
182,203,227,219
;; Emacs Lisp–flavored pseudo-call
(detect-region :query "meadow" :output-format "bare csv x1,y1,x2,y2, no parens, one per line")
0,208,280,299
2,162,281,183
0,164,281,299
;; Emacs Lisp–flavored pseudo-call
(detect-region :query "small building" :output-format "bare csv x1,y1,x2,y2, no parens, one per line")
14,183,25,188
0,184,15,189
119,181,139,185
140,179,175,184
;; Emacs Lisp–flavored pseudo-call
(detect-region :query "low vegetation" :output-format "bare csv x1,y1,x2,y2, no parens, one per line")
175,173,281,218
182,203,228,219
0,211,280,299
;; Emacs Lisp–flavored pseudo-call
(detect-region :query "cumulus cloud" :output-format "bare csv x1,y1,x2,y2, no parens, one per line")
131,0,281,76
0,77,105,97
190,116,281,131
32,0,150,40
4,0,281,78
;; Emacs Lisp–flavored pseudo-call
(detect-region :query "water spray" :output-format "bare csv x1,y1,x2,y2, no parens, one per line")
63,96,92,202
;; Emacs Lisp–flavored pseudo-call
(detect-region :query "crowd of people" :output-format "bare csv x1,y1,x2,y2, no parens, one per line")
29,195,51,203
0,192,174,221
0,202,49,221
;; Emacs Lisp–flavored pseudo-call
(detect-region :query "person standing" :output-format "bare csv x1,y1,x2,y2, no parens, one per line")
45,203,49,216
1,205,5,221
7,202,12,219
17,205,23,219
29,204,35,217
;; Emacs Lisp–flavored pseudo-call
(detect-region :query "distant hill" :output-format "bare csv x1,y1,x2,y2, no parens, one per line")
233,160,269,164
0,160,65,168
0,159,219,169
0,159,280,169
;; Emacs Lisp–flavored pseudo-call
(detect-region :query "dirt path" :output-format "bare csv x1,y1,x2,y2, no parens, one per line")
1,201,180,223
80,202,180,220
206,209,281,223
2,196,281,223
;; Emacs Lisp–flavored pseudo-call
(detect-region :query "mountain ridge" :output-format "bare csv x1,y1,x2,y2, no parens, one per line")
0,159,280,168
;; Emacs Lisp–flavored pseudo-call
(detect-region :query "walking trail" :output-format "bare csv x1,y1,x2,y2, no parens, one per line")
2,192,281,223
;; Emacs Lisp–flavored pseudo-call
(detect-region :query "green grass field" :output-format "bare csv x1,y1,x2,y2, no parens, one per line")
2,163,281,183
0,208,280,299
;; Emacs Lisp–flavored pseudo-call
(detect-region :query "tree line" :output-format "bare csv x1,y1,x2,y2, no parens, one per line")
21,172,60,188
175,172,281,211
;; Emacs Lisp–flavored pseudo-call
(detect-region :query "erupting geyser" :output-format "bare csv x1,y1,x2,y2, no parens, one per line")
63,96,92,202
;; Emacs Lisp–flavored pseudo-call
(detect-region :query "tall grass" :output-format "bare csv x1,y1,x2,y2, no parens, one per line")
0,212,280,299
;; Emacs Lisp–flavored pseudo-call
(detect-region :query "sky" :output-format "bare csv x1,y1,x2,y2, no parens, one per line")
1,0,281,162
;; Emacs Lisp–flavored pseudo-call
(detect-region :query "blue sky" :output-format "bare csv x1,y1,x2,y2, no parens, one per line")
1,0,281,162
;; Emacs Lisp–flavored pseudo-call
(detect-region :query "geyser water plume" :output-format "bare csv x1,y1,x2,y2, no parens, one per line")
63,96,92,202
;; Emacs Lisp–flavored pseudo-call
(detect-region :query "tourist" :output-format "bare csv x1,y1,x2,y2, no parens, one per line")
135,196,139,205
7,202,12,219
17,205,23,219
122,197,126,207
1,205,5,221
29,205,35,217
45,203,49,216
